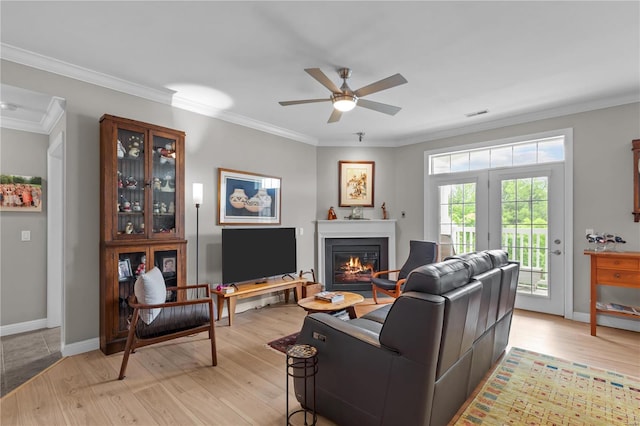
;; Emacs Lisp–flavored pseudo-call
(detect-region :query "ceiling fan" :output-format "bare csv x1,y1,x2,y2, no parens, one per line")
279,68,408,123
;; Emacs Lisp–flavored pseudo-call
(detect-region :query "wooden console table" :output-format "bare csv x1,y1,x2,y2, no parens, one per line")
212,277,305,326
585,250,640,336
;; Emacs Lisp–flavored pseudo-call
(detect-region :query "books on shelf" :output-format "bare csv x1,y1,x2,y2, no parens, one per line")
596,301,640,315
315,291,345,303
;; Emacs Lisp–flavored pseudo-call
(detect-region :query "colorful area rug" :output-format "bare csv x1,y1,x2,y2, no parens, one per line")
266,332,300,354
454,347,640,425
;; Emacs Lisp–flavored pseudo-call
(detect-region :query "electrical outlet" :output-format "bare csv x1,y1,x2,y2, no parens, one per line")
21,230,31,241
299,227,304,236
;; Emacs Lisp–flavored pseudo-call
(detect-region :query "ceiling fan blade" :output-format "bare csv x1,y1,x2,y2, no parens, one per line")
357,99,402,116
327,109,343,123
279,98,330,106
305,68,342,93
353,73,408,98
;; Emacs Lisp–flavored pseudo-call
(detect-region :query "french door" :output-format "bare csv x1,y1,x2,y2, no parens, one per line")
428,164,565,315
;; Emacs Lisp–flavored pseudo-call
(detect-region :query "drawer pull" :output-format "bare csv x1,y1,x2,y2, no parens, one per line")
614,273,621,278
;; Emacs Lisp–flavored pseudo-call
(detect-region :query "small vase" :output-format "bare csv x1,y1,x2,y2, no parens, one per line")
229,188,248,208
255,188,272,209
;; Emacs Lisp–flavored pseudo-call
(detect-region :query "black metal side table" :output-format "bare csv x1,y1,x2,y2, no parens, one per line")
286,343,318,425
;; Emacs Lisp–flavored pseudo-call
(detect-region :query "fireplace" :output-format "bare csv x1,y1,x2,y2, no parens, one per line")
325,238,388,291
317,219,397,291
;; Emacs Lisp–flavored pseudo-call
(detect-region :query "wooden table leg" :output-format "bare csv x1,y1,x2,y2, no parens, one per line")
284,288,290,304
347,306,358,319
227,297,237,326
294,283,302,301
216,295,224,321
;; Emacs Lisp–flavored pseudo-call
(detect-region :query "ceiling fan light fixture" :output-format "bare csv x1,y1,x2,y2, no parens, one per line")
332,93,357,112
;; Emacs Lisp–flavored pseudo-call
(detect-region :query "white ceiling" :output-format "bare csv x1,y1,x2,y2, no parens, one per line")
1,1,638,146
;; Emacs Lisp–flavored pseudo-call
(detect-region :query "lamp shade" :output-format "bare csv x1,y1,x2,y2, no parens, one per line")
193,183,203,205
332,93,357,112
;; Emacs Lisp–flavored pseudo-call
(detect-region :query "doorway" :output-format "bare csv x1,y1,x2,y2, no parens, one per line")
425,130,572,317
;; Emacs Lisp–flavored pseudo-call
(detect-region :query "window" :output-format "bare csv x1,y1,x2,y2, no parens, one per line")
429,136,564,175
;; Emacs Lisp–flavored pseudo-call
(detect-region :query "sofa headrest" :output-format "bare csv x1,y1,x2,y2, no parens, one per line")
403,259,471,295
448,251,493,276
486,249,509,267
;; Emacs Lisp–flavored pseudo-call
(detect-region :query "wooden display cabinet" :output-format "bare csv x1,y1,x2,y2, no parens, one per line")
633,139,640,222
99,115,187,355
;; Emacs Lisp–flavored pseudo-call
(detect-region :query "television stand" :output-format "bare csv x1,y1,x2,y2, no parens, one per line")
212,277,305,326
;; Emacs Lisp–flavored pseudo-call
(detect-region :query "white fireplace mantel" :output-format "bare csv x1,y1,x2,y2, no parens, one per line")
316,219,397,285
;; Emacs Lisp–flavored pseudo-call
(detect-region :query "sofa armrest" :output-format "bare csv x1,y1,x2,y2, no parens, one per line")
299,312,389,350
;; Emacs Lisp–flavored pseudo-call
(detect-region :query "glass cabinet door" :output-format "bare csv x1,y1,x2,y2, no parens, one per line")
151,132,178,235
116,128,146,236
153,248,178,301
116,250,146,336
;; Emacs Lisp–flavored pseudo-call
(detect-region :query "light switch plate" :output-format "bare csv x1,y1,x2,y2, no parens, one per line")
21,230,31,241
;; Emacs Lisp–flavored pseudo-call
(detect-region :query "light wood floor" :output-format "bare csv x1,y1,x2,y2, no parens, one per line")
1,301,638,425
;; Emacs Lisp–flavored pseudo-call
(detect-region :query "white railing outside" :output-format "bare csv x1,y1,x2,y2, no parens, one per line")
448,225,548,269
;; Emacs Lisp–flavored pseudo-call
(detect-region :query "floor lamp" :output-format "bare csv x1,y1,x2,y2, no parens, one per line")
193,183,203,294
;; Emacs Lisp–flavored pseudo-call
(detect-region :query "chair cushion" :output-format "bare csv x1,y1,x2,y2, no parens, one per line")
371,276,400,291
134,267,166,324
135,303,210,339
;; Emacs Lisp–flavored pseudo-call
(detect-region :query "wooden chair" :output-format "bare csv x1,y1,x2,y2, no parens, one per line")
118,281,217,379
371,240,438,303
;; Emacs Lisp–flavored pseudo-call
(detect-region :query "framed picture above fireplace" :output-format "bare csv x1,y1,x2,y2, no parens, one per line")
338,161,375,207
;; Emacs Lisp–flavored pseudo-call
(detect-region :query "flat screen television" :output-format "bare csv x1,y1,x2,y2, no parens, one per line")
222,227,297,284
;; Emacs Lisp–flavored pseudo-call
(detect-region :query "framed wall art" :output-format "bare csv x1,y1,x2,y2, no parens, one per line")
0,174,43,212
339,161,375,207
218,168,281,225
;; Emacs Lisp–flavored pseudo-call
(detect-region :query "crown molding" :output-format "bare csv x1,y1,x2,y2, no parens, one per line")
1,43,318,145
392,92,640,147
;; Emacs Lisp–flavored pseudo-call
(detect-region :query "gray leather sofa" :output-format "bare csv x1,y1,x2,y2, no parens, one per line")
294,249,519,426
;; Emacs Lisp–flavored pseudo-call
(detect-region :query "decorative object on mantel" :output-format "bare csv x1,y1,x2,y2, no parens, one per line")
327,206,337,220
586,232,626,252
381,202,388,219
348,206,366,220
339,160,375,207
218,168,281,225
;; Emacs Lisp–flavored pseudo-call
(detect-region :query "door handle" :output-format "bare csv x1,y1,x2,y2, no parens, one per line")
551,250,562,255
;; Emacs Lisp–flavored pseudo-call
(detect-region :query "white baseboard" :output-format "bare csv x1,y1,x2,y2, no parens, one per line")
572,312,640,332
0,318,48,336
61,337,100,357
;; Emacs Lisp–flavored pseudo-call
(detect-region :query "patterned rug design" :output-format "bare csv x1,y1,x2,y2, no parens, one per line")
454,347,640,425
266,332,300,354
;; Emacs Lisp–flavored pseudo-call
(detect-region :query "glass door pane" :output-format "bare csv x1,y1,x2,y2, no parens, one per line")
438,182,477,258
116,128,145,236
151,133,177,235
153,249,177,301
117,250,145,335
500,177,549,296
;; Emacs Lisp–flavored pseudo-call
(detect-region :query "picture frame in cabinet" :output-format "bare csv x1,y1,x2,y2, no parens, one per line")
118,259,133,281
161,256,177,275
217,168,281,225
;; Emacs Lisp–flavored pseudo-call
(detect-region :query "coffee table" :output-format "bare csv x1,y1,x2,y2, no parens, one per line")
297,291,365,319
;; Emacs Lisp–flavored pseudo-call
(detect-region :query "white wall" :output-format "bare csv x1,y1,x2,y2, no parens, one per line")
0,128,48,325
